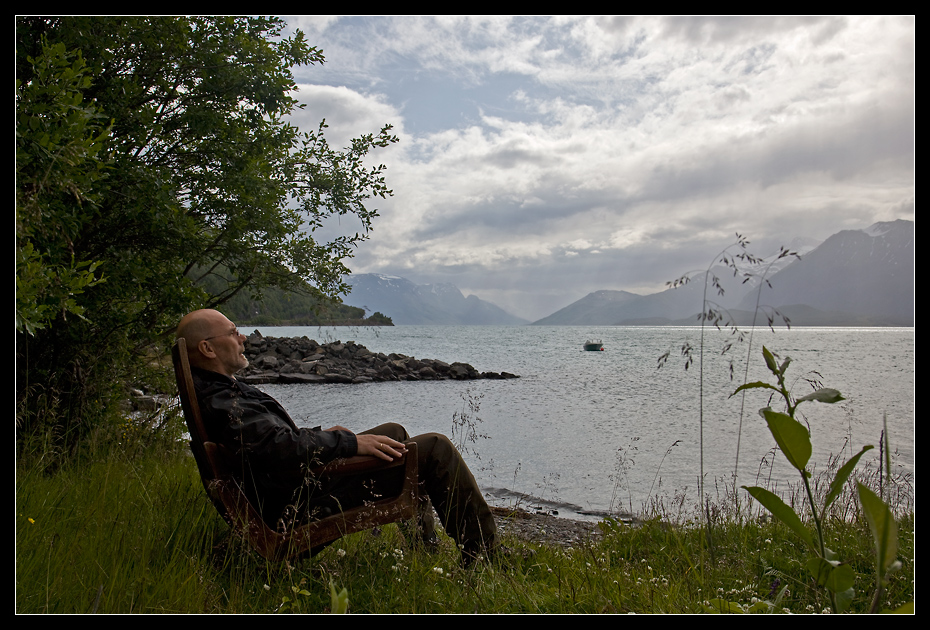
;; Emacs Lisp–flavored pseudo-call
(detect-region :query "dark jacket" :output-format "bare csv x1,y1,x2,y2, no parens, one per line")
190,367,357,523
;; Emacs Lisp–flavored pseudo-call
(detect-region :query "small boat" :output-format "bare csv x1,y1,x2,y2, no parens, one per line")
583,339,604,351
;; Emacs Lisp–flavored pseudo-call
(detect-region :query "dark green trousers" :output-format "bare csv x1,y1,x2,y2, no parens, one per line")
325,422,499,558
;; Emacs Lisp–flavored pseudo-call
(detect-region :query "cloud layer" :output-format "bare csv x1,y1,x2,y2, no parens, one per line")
283,16,914,321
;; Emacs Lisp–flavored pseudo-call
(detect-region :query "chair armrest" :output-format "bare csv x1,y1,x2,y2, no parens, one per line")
312,442,414,476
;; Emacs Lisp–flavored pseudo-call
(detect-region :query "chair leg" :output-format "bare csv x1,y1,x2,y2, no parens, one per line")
399,496,440,550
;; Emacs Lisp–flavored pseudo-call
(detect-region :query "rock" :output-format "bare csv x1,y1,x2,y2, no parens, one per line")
236,335,519,385
324,373,353,384
253,354,279,370
278,373,326,384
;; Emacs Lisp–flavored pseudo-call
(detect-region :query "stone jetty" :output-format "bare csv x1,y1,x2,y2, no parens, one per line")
236,330,519,385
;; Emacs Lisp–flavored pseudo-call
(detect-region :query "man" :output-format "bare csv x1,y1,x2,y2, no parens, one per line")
176,308,499,564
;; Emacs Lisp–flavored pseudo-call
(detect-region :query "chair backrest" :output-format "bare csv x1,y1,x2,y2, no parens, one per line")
172,339,206,437
172,338,231,517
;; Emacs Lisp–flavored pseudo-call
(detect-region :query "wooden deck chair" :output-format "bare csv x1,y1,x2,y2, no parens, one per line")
172,338,419,562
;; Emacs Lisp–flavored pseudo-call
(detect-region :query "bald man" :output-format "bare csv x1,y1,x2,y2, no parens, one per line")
176,309,499,564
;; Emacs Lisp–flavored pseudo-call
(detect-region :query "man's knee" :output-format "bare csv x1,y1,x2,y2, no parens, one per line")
361,422,409,441
411,433,467,473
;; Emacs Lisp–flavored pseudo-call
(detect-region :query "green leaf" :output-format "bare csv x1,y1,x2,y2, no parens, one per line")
796,388,845,404
828,564,856,593
834,586,855,613
746,600,773,613
730,381,781,398
823,445,873,513
806,557,855,612
703,598,746,613
760,407,812,472
778,355,792,375
743,486,813,548
857,482,898,576
885,602,915,614
762,346,779,376
805,557,831,585
329,579,349,614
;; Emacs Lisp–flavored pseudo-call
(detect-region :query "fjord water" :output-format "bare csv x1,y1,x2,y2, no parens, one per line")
255,325,914,521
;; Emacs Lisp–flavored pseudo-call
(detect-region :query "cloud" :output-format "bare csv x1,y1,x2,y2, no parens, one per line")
289,84,406,151
283,16,914,321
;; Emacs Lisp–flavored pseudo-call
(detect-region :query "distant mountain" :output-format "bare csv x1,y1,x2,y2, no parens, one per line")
533,220,913,326
344,274,529,325
737,219,913,326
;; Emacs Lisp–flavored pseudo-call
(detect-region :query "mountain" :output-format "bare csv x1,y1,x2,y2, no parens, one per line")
531,290,644,326
344,274,529,325
737,219,913,326
533,220,913,326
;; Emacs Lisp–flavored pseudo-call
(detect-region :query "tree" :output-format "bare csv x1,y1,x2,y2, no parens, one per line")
16,17,398,446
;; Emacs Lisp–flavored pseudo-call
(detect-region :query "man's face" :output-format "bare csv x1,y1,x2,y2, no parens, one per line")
204,315,249,377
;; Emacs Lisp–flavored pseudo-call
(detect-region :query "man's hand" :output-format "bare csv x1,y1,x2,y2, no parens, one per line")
355,434,408,462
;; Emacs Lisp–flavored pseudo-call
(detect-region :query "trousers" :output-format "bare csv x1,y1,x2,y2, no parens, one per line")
319,423,498,557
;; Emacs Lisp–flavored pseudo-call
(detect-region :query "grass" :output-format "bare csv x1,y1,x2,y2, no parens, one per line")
16,417,914,614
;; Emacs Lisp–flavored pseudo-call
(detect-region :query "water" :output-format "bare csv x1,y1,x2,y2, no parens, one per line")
250,325,915,522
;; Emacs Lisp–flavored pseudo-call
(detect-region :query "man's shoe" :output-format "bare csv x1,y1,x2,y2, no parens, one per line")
399,499,441,551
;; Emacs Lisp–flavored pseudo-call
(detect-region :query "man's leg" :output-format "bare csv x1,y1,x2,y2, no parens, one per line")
407,432,498,561
358,424,499,560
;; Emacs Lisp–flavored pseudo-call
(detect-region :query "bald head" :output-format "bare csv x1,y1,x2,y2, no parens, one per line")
177,309,225,348
176,309,248,376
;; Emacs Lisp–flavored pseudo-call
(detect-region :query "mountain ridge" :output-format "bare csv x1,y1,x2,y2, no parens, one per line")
532,219,913,326
344,274,529,325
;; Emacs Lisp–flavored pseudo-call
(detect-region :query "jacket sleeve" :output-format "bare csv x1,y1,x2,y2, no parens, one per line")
200,379,358,472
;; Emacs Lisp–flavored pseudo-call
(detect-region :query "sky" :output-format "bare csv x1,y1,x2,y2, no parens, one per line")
281,16,914,322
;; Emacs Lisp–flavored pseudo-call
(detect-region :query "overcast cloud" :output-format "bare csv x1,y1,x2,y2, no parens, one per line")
282,16,914,321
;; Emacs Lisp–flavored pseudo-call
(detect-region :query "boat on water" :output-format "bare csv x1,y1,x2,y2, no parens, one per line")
583,339,604,351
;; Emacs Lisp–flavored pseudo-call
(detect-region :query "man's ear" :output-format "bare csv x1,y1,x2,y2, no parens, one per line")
197,339,216,360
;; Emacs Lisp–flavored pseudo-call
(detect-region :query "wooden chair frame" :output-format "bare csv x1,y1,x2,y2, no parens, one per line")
173,338,419,562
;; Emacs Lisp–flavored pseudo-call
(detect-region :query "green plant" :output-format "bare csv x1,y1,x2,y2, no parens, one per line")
733,346,909,613
329,579,349,613
857,415,911,613
658,235,797,517
451,389,487,461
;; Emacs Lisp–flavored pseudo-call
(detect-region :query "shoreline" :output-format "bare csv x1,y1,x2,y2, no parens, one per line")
491,506,603,548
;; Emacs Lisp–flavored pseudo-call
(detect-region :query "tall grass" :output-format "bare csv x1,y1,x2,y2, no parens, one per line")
17,416,913,613
17,435,223,612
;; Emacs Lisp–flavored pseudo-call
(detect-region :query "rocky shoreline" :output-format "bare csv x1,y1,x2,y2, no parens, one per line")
491,507,603,549
236,331,519,385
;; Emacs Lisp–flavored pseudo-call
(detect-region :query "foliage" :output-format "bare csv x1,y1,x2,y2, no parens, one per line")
16,17,398,447
734,346,910,613
15,39,109,336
